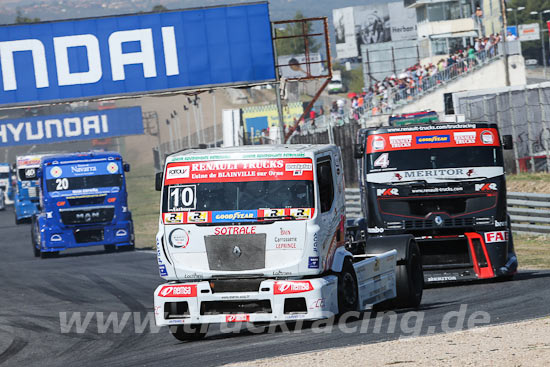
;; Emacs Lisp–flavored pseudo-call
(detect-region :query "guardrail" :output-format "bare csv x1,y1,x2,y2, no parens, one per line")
508,192,550,235
344,189,550,236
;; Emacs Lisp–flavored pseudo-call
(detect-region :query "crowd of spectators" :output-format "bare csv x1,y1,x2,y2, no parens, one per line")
339,34,503,119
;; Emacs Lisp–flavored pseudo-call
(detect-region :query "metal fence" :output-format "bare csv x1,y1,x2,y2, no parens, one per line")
454,83,550,174
508,192,550,235
344,188,550,236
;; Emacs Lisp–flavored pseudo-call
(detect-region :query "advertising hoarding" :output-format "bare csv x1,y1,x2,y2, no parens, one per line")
0,106,143,147
0,3,275,106
333,2,417,59
519,23,540,41
277,53,323,79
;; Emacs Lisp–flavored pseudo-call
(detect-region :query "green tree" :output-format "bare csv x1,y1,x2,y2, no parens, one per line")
275,11,321,56
152,5,168,12
15,10,39,24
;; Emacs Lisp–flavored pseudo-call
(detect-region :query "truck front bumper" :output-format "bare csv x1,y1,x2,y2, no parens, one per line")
40,220,134,252
154,277,339,326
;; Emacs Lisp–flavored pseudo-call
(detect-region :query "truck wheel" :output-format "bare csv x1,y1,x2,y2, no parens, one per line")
31,217,40,258
15,217,21,225
169,324,208,342
104,245,117,253
393,241,423,309
338,258,359,314
40,251,59,259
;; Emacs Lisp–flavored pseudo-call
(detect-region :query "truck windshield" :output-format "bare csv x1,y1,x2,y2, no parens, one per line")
368,146,503,173
162,158,315,221
44,161,122,195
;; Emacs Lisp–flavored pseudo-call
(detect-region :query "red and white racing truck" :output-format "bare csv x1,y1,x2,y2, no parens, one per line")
154,145,423,340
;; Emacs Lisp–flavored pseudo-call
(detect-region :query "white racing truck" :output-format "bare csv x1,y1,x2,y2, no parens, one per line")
154,145,423,341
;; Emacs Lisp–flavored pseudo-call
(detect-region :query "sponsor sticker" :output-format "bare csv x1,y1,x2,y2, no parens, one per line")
372,136,386,151
416,135,450,144
187,211,208,223
159,264,168,276
274,281,313,295
107,162,119,174
261,208,285,218
453,131,477,145
164,212,184,224
308,256,319,269
289,208,312,219
214,226,257,235
50,166,62,178
158,284,197,297
376,188,398,196
484,231,508,243
481,130,494,144
166,166,190,179
475,183,497,191
389,135,412,148
168,228,190,248
225,315,250,323
213,210,256,222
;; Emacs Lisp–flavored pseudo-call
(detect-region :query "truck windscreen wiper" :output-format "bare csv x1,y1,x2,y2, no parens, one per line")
437,177,488,181
390,180,428,185
253,215,298,221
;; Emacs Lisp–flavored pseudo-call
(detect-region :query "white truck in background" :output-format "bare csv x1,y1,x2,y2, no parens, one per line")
153,145,423,341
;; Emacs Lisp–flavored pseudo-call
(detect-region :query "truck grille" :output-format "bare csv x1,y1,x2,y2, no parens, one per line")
60,206,115,225
404,218,474,229
27,187,38,198
204,234,266,271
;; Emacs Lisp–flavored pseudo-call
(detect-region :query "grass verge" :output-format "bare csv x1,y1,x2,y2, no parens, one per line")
513,233,550,269
126,165,159,249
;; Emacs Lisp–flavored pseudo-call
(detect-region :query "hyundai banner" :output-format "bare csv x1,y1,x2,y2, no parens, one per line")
0,3,275,105
0,106,143,147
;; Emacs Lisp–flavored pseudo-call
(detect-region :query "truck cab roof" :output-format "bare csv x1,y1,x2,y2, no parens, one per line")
41,151,122,165
364,121,499,136
166,144,337,163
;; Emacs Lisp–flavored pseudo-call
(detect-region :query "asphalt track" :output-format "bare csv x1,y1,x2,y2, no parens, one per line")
0,206,549,367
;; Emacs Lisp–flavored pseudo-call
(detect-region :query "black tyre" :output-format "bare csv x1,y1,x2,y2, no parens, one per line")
104,244,117,253
169,324,208,342
393,241,423,309
40,251,59,259
337,258,359,314
31,216,40,257
15,217,21,225
119,244,135,252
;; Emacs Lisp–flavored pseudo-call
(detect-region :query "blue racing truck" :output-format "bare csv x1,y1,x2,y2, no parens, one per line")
14,155,46,224
32,151,134,257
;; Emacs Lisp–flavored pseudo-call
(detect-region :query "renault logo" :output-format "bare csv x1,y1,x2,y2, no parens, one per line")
232,246,242,258
434,216,444,226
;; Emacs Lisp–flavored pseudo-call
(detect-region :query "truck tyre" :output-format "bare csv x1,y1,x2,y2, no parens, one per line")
40,251,59,259
393,241,423,309
169,324,208,342
104,245,116,253
15,217,21,225
338,258,359,314
31,216,40,257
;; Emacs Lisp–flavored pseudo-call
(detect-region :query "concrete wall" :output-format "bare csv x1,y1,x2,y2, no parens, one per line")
417,18,477,39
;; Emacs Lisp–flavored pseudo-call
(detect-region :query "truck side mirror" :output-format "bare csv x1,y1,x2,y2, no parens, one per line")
353,143,364,159
502,135,513,150
123,162,131,172
155,172,163,191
